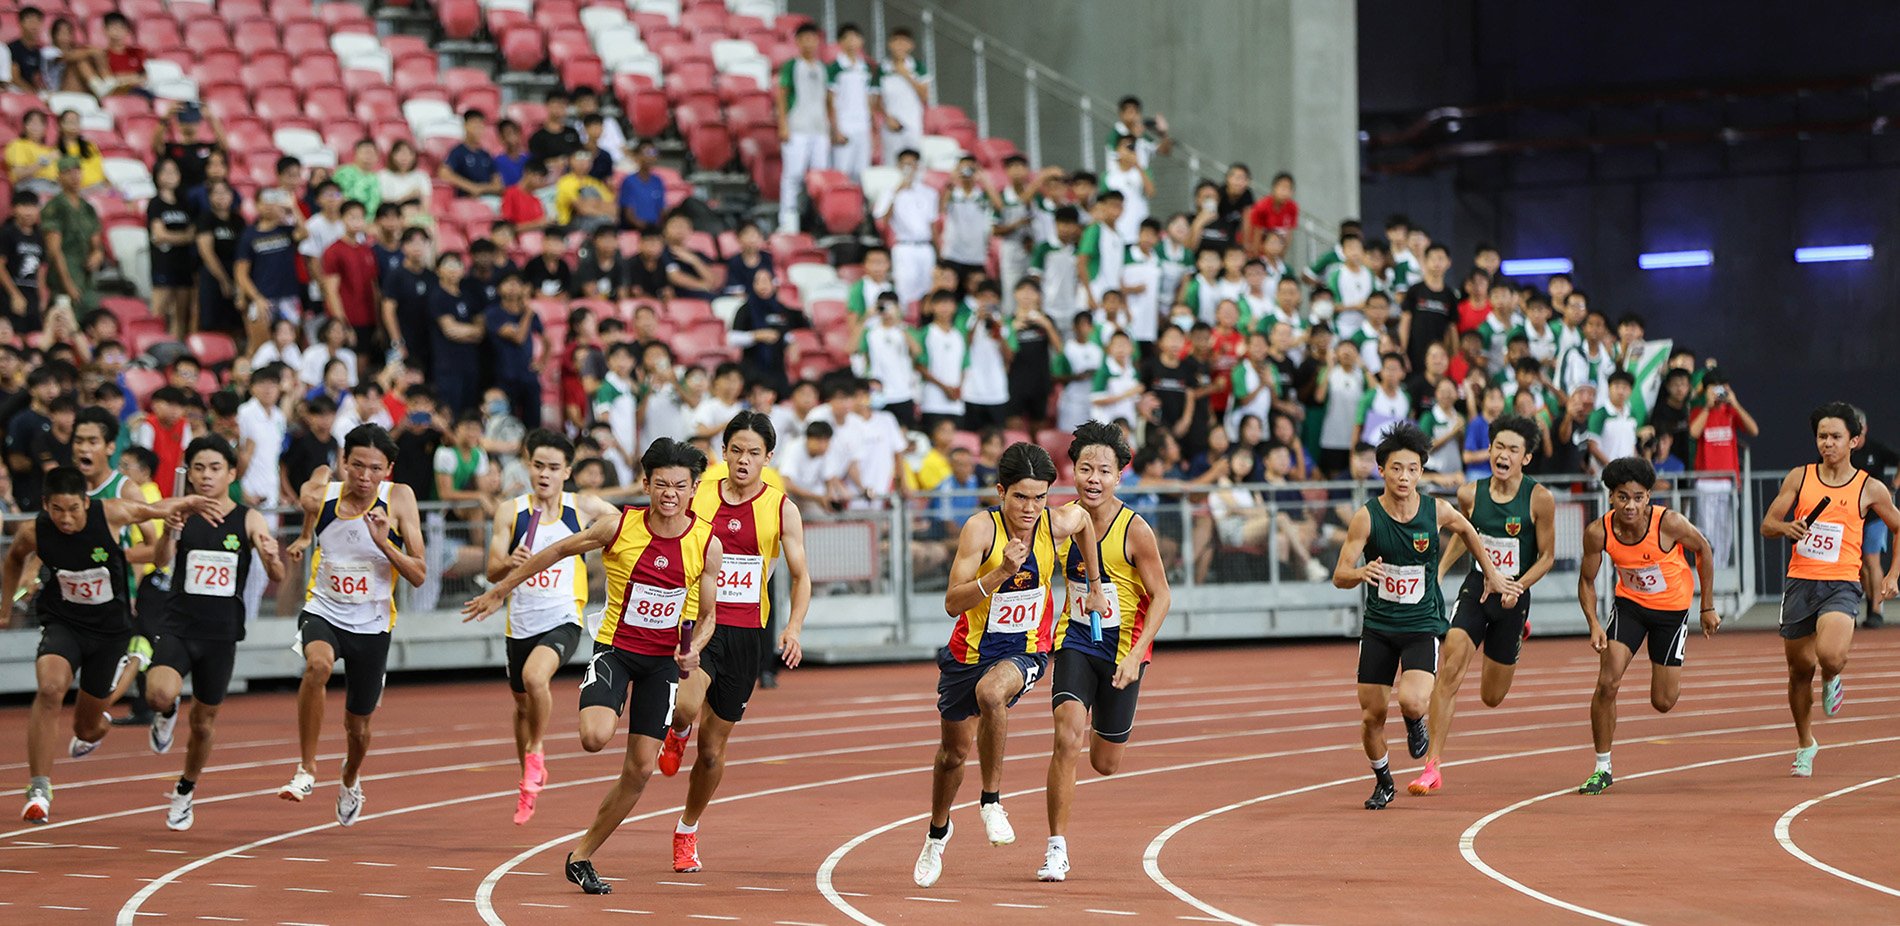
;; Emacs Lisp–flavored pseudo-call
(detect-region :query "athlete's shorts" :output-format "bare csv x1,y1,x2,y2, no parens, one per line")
1049,648,1146,744
150,634,239,705
505,623,583,694
935,646,1048,722
577,643,680,740
1780,577,1864,640
700,623,764,723
1867,518,1891,555
1449,572,1531,666
1356,628,1441,685
38,622,133,700
297,612,392,716
1607,597,1689,666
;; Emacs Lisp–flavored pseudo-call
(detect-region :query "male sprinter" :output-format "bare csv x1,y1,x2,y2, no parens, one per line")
1333,424,1511,810
465,438,723,894
1761,403,1900,776
913,443,1106,888
147,436,286,830
1577,456,1719,794
1410,415,1555,795
72,407,161,720
278,425,428,826
469,429,621,823
1,467,217,824
663,411,812,872
1040,420,1171,882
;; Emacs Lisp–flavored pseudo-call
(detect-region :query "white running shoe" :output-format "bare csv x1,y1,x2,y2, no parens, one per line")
912,821,952,888
1824,677,1845,716
279,767,316,802
150,709,178,754
21,785,50,825
336,781,365,827
978,801,1015,846
1037,843,1070,882
166,787,194,831
69,712,109,758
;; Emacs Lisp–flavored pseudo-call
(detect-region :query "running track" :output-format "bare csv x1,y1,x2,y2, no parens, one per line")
3,632,1900,924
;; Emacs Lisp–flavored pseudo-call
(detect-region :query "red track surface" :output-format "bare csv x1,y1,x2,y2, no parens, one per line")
5,631,1900,925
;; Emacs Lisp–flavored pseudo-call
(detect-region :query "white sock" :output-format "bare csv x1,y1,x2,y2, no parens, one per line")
1047,836,1066,853
1370,756,1389,773
1594,752,1612,773
676,818,697,835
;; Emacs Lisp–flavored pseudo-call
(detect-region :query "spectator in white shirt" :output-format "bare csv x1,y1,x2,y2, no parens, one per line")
939,155,1001,279
1102,135,1154,241
836,377,908,509
775,23,832,233
300,317,359,391
639,343,693,445
776,418,835,510
878,28,929,166
691,362,747,455
873,148,938,309
235,362,290,507
855,290,921,426
826,23,881,183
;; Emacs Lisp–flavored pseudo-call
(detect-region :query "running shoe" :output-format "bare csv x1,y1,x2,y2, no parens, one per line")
658,726,691,777
512,785,537,826
1364,779,1396,810
673,830,702,873
21,785,50,825
1824,677,1845,717
1792,741,1820,778
127,635,153,672
150,708,178,755
1405,716,1430,760
1578,769,1614,795
978,801,1015,845
69,713,110,759
1037,843,1070,882
523,751,548,793
279,766,316,802
166,786,194,831
1407,759,1442,796
565,853,613,894
336,781,365,827
912,822,952,888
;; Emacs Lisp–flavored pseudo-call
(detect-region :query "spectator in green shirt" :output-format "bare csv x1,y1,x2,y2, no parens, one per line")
40,156,102,309
330,139,383,215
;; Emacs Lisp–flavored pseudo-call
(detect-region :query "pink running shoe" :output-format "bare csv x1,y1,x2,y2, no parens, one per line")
1408,759,1442,796
513,785,537,825
523,752,548,794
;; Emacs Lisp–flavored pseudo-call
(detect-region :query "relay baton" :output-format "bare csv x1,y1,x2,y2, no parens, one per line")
1086,578,1102,644
521,502,540,548
172,465,187,498
677,623,692,680
1802,498,1830,529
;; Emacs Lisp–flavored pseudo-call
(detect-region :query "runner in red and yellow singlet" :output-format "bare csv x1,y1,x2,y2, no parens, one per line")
465,438,723,895
659,411,811,874
1761,402,1900,776
912,443,1106,889
1576,456,1719,795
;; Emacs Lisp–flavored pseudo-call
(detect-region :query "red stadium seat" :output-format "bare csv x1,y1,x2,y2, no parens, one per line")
318,2,372,30
500,25,546,72
118,114,161,155
289,55,341,88
130,326,175,359
137,17,182,51
183,18,232,51
810,299,847,329
231,19,279,52
342,68,391,99
686,124,733,171
923,105,970,136
393,59,440,97
219,0,267,25
301,85,352,123
504,101,547,130
624,88,670,138
371,118,414,145
382,35,433,65
321,120,366,156
438,0,481,40
726,93,775,129
736,125,775,168
223,117,272,154
281,22,329,58
251,85,302,124
681,6,731,37
629,12,672,34
714,74,761,105
122,368,165,407
199,84,252,123
457,86,501,120
559,55,605,93
443,67,493,100
672,94,720,133
803,169,847,200
538,0,581,28
101,94,152,124
434,224,467,256
973,136,1020,170
186,332,238,368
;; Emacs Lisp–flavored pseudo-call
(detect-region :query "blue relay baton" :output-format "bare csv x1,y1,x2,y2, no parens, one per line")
1086,578,1102,643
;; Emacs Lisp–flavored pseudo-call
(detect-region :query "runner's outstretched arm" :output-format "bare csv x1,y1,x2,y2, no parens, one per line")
0,522,38,628
465,515,619,621
944,515,1005,617
247,508,287,584
680,536,724,675
1760,469,1805,540
1868,481,1900,602
1438,482,1476,580
1333,508,1378,590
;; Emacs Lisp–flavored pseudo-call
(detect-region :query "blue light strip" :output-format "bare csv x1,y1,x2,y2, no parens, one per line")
1637,249,1714,270
1498,258,1573,276
1794,244,1874,263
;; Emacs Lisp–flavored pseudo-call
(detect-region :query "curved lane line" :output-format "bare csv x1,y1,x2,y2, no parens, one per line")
1773,774,1900,898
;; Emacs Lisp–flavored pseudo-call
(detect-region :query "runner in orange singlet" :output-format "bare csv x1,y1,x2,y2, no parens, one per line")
1576,456,1719,794
1760,402,1900,776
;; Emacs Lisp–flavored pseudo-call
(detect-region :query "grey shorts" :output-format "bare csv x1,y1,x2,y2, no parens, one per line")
1780,578,1863,639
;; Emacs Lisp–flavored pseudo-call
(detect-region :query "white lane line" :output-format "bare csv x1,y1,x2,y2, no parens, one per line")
905,896,957,903
440,898,477,904
66,872,110,878
657,880,704,887
361,893,409,899
197,917,245,922
353,861,396,867
284,888,329,894
0,868,38,873
147,849,186,854
688,916,739,921
776,921,829,925
607,910,654,916
1774,774,1900,898
43,905,89,910
1178,917,1227,923
209,883,254,888
995,902,1047,909
283,857,327,863
428,865,474,871
1086,910,1139,917
1463,735,1900,925
280,921,329,925
736,885,788,891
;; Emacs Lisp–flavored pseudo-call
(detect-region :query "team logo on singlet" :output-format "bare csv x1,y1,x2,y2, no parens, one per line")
655,555,670,569
1412,532,1430,553
1005,570,1032,590
90,547,109,563
1504,517,1522,537
223,534,241,551
727,518,741,533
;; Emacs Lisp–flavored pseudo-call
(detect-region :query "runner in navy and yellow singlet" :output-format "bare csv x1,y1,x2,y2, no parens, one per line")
1,467,219,825
1577,456,1719,794
1333,424,1512,811
1761,402,1900,777
913,443,1106,889
1410,415,1556,796
661,411,812,874
468,429,621,824
1038,420,1171,882
278,424,428,826
146,436,286,831
465,438,723,895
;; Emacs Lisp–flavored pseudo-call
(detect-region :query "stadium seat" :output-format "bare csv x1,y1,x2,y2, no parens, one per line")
437,0,481,40
724,93,773,128
272,127,326,163
920,135,962,171
290,55,342,88
252,85,302,124
393,59,440,98
560,55,606,93
223,116,271,155
353,86,402,124
138,17,183,51
122,368,165,407
686,124,734,171
321,121,366,157
624,87,670,138
973,136,1020,170
504,101,548,130
183,18,232,51
186,332,238,368
199,84,251,123
231,19,278,52
282,22,330,58
501,25,547,72
302,85,352,123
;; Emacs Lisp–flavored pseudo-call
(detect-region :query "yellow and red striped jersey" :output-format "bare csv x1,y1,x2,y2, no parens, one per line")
596,507,715,655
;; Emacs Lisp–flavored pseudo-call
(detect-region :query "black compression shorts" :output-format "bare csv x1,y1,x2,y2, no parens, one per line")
1357,628,1441,685
577,643,680,740
1049,648,1145,744
1448,572,1531,666
699,624,764,723
38,622,133,700
150,634,239,705
297,612,392,715
505,623,582,694
1607,597,1689,667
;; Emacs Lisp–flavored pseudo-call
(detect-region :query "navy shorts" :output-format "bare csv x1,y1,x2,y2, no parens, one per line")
935,647,1047,722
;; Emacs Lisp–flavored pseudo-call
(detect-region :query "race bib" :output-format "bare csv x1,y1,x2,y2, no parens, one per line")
516,559,571,600
1067,580,1123,629
1480,535,1521,578
1796,520,1845,564
626,582,688,629
318,562,376,603
183,550,239,598
56,567,113,606
1617,563,1668,595
986,586,1043,634
1376,564,1426,604
716,554,765,604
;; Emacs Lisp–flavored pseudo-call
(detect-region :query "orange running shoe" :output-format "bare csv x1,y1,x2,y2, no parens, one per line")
1408,759,1442,796
658,726,691,777
673,830,702,873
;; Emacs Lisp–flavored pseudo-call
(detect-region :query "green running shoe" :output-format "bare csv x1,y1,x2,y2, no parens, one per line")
1578,769,1614,795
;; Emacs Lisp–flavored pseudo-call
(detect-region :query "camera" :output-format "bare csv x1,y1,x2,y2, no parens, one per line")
960,166,976,179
